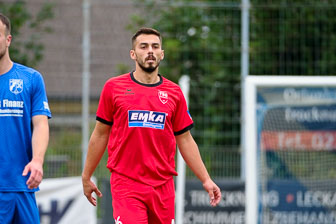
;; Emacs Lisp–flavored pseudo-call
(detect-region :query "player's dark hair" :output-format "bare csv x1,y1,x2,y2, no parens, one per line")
132,27,162,49
0,13,11,35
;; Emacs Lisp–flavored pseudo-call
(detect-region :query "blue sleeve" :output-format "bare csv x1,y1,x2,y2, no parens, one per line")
31,72,52,118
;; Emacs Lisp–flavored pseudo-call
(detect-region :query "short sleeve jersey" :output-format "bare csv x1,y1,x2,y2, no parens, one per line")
0,63,52,192
97,72,193,187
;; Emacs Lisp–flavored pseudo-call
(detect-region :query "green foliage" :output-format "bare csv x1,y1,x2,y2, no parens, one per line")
130,0,240,83
0,1,54,67
116,63,131,75
250,0,336,76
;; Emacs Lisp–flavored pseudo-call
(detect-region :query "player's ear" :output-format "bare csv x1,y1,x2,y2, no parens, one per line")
160,49,164,60
130,49,136,60
6,34,12,47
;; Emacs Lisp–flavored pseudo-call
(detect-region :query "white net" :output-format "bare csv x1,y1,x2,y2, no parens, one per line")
256,84,336,223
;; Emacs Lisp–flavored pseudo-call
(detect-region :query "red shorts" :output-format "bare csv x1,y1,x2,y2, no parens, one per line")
110,172,175,224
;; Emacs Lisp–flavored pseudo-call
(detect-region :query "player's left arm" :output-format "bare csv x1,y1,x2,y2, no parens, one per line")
22,115,49,189
176,131,221,207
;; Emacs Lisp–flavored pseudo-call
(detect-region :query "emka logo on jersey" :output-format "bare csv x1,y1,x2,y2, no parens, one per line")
9,79,23,94
128,110,166,130
158,90,168,104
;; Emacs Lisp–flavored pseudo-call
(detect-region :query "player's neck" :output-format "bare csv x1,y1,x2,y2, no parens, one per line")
0,55,13,76
133,70,160,85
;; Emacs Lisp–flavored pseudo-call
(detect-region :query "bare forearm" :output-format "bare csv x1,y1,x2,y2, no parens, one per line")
176,131,222,207
81,121,110,205
177,133,210,183
82,122,110,180
32,116,49,163
24,115,49,189
82,136,107,179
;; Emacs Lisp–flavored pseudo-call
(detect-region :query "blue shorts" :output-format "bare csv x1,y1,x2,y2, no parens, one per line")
0,192,40,224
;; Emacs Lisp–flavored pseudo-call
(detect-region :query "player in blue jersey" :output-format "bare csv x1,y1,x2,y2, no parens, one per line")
0,13,51,223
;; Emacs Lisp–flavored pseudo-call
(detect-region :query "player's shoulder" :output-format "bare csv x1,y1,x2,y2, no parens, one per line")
161,75,182,91
14,62,41,76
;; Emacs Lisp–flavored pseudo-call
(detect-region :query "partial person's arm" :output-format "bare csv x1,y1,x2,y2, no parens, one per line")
82,120,111,206
22,115,49,189
176,131,221,207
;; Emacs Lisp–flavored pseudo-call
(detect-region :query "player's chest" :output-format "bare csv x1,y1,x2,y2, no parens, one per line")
0,78,29,116
112,87,177,116
0,78,29,100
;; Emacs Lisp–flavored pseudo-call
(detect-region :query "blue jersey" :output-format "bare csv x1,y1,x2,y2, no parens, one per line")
0,63,51,192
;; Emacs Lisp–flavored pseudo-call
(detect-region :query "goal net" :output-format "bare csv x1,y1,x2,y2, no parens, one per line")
244,76,336,224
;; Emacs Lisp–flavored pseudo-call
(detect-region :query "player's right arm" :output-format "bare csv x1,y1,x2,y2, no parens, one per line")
82,120,111,206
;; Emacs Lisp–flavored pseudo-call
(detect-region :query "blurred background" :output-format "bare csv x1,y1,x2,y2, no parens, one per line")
2,0,336,223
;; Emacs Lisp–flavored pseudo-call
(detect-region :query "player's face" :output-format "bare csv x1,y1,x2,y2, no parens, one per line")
130,34,164,73
0,21,11,61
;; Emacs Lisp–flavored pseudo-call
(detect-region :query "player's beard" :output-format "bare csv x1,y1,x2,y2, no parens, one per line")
137,54,161,74
138,60,160,73
0,46,6,61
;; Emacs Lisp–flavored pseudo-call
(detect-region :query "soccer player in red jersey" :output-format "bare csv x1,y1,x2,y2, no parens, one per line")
82,27,221,224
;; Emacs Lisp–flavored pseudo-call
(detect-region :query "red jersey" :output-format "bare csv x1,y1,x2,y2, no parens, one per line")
96,72,193,186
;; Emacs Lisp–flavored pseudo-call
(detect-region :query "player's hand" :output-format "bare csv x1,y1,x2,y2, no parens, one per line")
22,158,44,189
82,177,103,206
203,178,221,207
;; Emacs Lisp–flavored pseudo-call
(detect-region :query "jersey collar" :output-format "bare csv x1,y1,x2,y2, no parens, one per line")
130,71,163,87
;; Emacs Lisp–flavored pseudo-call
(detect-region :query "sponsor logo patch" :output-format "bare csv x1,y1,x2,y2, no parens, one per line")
9,79,23,94
125,88,134,95
43,101,50,111
128,110,166,130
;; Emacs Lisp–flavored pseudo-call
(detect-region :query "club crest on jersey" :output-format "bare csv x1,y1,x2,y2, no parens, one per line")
9,79,23,95
158,90,168,104
128,110,166,130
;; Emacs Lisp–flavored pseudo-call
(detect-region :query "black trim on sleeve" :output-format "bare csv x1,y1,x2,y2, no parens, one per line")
174,123,194,136
96,116,113,126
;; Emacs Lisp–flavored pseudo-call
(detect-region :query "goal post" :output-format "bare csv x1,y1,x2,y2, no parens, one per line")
244,76,336,224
